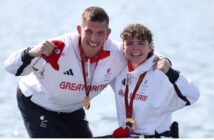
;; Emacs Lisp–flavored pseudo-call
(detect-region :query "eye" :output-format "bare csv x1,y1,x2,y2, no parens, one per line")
85,30,92,35
138,41,145,45
126,41,133,46
98,31,105,36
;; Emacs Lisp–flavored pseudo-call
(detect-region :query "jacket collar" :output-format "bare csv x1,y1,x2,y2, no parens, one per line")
127,54,157,78
84,50,110,64
78,37,110,64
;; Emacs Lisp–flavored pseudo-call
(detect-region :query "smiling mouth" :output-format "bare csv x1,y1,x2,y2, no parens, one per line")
131,52,141,56
88,42,99,47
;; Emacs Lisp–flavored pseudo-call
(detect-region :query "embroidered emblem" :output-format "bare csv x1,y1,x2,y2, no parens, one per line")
40,115,48,128
107,68,111,73
104,68,112,82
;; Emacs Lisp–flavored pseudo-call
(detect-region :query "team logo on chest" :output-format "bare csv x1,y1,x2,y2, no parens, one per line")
139,79,149,93
107,68,111,73
104,68,112,82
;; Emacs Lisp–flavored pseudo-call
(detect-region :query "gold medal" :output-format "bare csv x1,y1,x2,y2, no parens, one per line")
32,57,47,80
84,96,90,110
79,39,101,111
32,57,41,71
126,118,136,130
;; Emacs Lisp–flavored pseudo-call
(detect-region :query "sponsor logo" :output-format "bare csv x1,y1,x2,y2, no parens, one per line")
63,69,74,76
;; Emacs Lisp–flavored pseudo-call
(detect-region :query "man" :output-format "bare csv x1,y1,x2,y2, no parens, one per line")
4,7,171,138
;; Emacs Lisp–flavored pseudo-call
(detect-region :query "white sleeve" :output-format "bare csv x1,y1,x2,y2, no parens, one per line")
173,74,200,105
4,47,35,76
165,74,200,112
4,33,75,76
152,71,200,114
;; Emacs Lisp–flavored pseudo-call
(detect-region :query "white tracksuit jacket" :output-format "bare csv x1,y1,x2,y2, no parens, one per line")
4,32,125,113
110,55,200,135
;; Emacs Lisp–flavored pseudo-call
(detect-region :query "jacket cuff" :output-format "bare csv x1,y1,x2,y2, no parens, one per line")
21,47,34,62
166,67,180,83
15,47,35,76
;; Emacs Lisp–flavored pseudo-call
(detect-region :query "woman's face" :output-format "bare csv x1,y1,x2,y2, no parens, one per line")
123,37,153,67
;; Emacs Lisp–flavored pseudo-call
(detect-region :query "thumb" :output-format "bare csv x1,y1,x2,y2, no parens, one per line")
152,63,157,71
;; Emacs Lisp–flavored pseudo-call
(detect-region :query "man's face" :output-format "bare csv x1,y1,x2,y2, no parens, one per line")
77,20,111,58
123,37,153,67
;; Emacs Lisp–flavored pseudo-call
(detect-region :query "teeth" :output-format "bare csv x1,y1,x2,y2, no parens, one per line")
89,42,98,47
131,53,141,56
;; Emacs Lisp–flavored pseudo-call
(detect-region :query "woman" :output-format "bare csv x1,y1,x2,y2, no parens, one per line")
110,24,200,138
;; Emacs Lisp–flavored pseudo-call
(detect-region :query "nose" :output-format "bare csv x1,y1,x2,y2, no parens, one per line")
91,33,98,41
132,44,140,51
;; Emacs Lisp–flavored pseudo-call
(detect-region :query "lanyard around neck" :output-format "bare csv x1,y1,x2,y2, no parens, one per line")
78,38,101,97
125,72,147,118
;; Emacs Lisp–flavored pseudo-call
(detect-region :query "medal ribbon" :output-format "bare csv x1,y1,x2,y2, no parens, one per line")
125,72,147,118
79,38,102,97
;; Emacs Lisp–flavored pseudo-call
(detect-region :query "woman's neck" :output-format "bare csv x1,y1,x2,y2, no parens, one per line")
131,63,139,70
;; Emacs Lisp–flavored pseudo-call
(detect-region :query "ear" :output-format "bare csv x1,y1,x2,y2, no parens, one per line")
122,43,124,50
106,28,111,39
149,43,153,51
122,42,126,54
108,28,111,36
77,25,81,35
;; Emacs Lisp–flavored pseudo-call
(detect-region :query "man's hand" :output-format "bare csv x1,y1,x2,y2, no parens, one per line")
29,41,56,57
153,56,171,74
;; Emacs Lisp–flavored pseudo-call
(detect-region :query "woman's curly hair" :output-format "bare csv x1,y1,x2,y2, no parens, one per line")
121,24,154,58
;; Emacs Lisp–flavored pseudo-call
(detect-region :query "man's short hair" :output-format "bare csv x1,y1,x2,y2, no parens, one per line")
81,6,109,28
